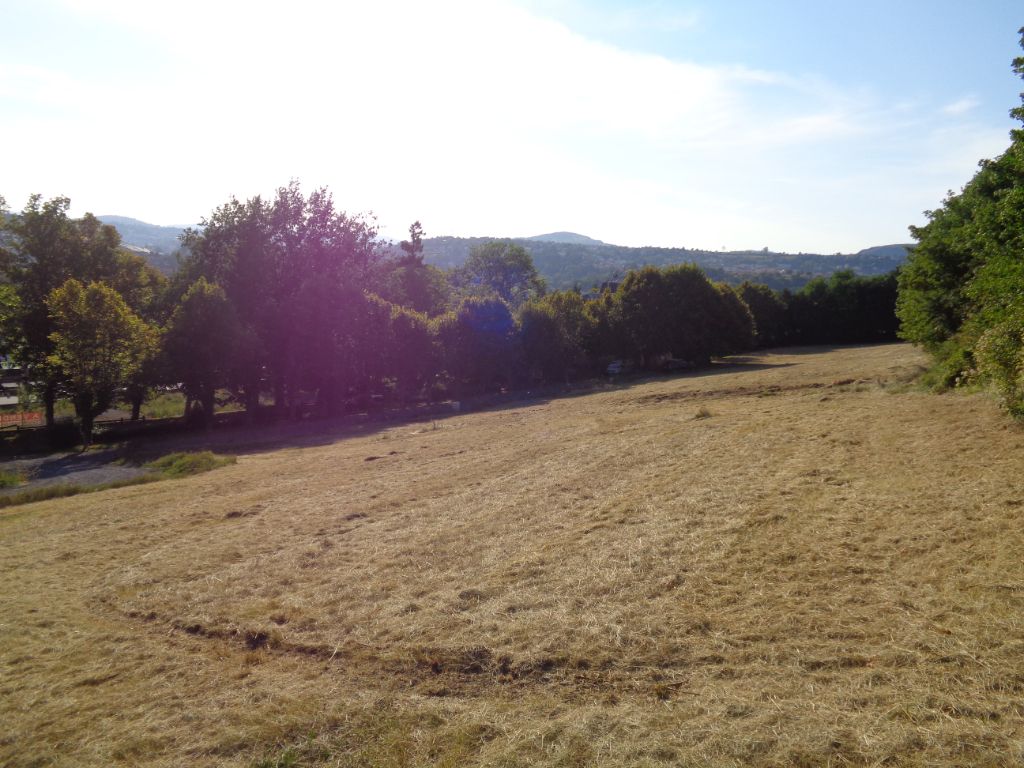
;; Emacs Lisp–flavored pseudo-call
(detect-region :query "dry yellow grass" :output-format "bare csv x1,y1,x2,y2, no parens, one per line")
3,343,1024,767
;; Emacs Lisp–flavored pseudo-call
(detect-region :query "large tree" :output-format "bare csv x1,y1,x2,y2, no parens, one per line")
518,290,594,383
46,280,157,445
181,182,382,418
110,250,170,419
376,222,452,316
163,278,251,427
897,28,1024,406
457,241,545,307
738,281,787,348
0,196,125,426
435,296,517,396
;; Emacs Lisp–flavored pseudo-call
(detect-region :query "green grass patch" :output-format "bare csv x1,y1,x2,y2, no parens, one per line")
0,451,236,511
0,475,161,510
146,451,237,478
0,469,25,488
137,391,186,420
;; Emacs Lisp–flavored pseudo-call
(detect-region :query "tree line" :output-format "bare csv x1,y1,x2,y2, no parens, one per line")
897,28,1024,417
0,183,899,445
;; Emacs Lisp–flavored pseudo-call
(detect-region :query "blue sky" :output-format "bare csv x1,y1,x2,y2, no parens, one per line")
1,1,1021,252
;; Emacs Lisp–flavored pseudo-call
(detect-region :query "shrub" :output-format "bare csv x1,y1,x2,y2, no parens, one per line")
146,451,236,478
0,476,161,509
974,312,1024,417
0,469,24,488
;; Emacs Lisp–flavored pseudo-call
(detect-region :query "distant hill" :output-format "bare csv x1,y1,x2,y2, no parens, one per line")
523,231,608,246
422,237,912,292
99,216,189,275
855,244,913,260
98,214,912,292
98,215,189,250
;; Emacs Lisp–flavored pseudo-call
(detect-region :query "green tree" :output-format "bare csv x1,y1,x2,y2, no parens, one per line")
111,251,170,419
615,266,672,367
518,290,594,382
709,282,755,355
738,282,787,348
435,296,517,396
163,278,249,427
0,196,125,426
386,304,436,402
897,28,1024,403
661,264,728,364
46,280,157,445
378,223,452,315
458,241,545,307
181,182,382,418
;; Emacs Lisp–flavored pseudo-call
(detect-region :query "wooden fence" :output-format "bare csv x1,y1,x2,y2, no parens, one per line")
0,411,42,428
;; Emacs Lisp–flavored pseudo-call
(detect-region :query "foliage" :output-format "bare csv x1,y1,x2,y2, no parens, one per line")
0,469,24,488
615,266,673,365
614,264,755,367
456,240,545,307
163,278,251,426
385,304,437,400
378,260,452,316
435,296,517,395
973,308,1024,417
709,283,756,354
136,391,187,420
787,270,899,346
145,451,236,478
180,181,382,416
0,196,128,425
0,476,161,509
739,281,788,348
46,279,158,444
1,183,906,436
896,28,1024,415
0,451,234,509
422,234,908,293
518,291,594,382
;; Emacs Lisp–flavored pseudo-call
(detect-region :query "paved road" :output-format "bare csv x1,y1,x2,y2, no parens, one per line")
1,449,152,493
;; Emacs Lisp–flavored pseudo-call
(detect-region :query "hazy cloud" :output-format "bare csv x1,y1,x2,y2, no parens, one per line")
0,0,1011,251
941,96,980,116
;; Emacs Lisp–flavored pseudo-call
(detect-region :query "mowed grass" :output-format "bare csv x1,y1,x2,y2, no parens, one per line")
3,343,1024,767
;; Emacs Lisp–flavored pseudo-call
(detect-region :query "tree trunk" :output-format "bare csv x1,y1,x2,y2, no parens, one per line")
43,381,56,428
274,377,286,419
130,393,143,421
75,396,94,448
201,388,215,431
245,384,259,424
79,411,94,447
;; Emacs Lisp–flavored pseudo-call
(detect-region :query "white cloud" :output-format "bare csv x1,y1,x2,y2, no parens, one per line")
941,96,980,116
0,0,1010,252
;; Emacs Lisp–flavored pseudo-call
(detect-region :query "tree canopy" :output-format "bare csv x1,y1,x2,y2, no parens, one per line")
457,241,545,307
896,27,1024,413
47,279,157,443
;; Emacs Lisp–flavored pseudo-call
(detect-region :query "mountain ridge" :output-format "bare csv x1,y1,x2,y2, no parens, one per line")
98,215,911,291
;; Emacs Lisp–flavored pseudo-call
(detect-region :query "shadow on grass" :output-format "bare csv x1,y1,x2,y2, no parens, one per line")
0,346,846,483
0,451,238,510
103,354,800,462
0,474,162,509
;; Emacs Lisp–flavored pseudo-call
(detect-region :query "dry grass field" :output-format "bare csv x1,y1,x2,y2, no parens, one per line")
4,343,1024,767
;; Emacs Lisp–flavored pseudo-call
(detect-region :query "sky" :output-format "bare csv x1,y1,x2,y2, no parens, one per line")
1,1,1021,253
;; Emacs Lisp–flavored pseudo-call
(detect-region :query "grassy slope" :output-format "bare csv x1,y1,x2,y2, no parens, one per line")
3,344,1024,767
